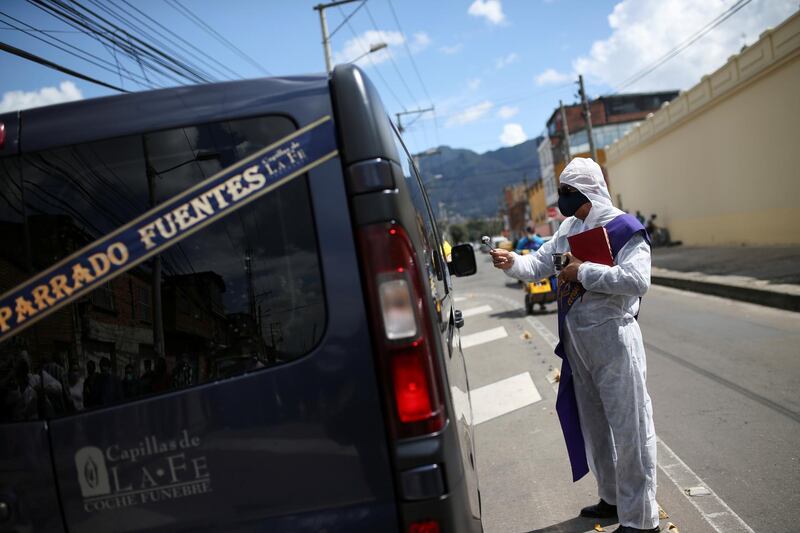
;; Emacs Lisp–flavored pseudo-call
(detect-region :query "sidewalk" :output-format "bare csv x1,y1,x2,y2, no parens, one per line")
650,246,800,312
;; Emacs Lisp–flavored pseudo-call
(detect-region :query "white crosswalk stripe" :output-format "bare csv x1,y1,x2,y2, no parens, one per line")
460,304,493,318
461,326,508,349
470,372,542,424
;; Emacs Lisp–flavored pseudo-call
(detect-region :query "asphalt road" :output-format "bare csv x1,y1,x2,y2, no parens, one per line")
453,253,800,533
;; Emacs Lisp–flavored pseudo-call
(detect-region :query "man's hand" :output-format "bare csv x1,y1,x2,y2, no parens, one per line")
489,249,515,270
558,252,583,283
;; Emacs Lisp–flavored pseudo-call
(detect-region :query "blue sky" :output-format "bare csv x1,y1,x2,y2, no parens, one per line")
1,0,796,154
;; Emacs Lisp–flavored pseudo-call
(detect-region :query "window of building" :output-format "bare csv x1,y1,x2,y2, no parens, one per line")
137,285,152,323
91,281,116,312
0,114,327,423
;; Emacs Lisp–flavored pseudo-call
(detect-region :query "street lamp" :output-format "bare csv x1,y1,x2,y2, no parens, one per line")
349,42,388,64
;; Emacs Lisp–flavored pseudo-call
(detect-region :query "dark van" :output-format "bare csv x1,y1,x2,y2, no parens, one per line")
0,65,482,533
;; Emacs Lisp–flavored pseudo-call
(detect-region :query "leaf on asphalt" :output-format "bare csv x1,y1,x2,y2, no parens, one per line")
667,522,680,532
659,505,669,519
521,330,532,340
593,524,605,532
546,367,560,384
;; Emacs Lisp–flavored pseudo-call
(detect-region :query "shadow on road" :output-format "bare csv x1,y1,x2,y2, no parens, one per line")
490,308,527,319
489,308,558,320
528,308,557,316
522,515,618,533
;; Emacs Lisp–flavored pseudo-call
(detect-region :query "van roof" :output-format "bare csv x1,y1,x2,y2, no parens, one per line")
17,74,330,152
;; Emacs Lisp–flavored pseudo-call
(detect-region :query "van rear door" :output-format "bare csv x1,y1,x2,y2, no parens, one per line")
0,112,65,533
5,84,398,532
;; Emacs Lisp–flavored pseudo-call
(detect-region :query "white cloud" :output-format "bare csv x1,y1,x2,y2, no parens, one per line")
497,105,519,119
446,100,494,127
334,30,405,66
440,43,463,55
0,81,82,113
535,68,572,86
467,78,482,91
468,0,506,25
495,52,519,69
411,32,431,53
500,123,527,146
572,0,797,92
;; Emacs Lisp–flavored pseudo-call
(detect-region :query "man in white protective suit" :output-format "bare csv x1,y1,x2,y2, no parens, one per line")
489,158,658,533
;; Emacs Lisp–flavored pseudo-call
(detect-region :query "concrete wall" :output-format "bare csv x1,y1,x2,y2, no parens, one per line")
606,12,800,246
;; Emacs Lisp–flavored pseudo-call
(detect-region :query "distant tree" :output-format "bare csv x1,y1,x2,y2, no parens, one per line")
449,224,467,243
464,218,502,241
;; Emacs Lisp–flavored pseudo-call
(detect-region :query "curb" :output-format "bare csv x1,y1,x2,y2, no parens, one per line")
651,275,800,313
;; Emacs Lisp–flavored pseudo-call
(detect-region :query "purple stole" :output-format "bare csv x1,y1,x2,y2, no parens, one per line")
554,213,650,481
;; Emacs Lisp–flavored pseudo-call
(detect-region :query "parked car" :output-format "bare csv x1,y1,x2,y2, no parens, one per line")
0,65,482,533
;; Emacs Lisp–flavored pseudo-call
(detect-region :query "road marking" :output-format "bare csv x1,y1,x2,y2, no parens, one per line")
470,290,756,532
657,438,756,533
461,326,508,349
471,372,542,424
454,296,469,302
461,304,493,318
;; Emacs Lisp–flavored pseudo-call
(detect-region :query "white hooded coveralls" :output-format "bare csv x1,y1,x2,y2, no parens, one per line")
505,158,658,530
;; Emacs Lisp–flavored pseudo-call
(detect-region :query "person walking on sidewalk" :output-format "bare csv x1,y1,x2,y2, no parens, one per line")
489,158,658,533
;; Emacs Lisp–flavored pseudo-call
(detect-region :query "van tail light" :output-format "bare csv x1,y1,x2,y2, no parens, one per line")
409,520,440,533
357,222,445,439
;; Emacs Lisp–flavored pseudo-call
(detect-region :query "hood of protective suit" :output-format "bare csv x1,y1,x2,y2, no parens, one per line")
558,157,622,228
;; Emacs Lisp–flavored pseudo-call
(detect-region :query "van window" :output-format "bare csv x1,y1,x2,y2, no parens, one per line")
0,115,326,422
390,127,449,293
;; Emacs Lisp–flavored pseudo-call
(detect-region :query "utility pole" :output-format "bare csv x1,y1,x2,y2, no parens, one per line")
396,106,435,133
577,74,597,161
244,247,257,323
142,137,165,361
559,99,571,163
313,0,359,73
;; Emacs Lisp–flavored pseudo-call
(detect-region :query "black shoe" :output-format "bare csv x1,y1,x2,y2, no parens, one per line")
579,499,617,518
613,526,660,532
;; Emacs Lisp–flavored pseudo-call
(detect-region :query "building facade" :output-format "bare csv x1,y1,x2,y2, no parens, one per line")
531,90,679,231
605,11,800,245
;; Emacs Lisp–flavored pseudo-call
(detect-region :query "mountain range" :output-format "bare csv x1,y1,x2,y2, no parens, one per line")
416,136,544,219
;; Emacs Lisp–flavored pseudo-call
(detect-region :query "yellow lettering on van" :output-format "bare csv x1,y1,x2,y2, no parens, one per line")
0,306,12,332
50,275,74,299
15,296,37,322
31,284,57,311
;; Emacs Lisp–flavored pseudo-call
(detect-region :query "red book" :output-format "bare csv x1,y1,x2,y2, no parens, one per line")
567,226,614,266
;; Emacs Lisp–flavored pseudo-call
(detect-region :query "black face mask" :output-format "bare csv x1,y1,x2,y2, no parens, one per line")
558,189,590,217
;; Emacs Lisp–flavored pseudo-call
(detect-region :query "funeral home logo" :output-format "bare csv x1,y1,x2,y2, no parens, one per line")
75,430,212,513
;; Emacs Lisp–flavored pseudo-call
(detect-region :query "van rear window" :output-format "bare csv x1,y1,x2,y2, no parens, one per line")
0,115,326,422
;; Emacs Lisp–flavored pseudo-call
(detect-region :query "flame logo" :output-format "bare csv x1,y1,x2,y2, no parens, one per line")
75,446,110,497
84,456,98,489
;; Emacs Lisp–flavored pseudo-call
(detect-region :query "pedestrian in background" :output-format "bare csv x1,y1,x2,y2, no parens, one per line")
489,158,658,533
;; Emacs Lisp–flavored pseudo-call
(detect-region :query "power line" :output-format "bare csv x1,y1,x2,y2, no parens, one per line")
164,0,272,76
614,0,754,92
384,0,438,150
28,0,206,86
335,4,407,112
0,11,158,89
85,0,221,82
363,3,417,104
46,0,211,84
328,0,366,39
386,0,432,103
67,0,212,83
0,40,128,91
118,0,244,80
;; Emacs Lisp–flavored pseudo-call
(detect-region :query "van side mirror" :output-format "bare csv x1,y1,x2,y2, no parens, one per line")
449,244,477,277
